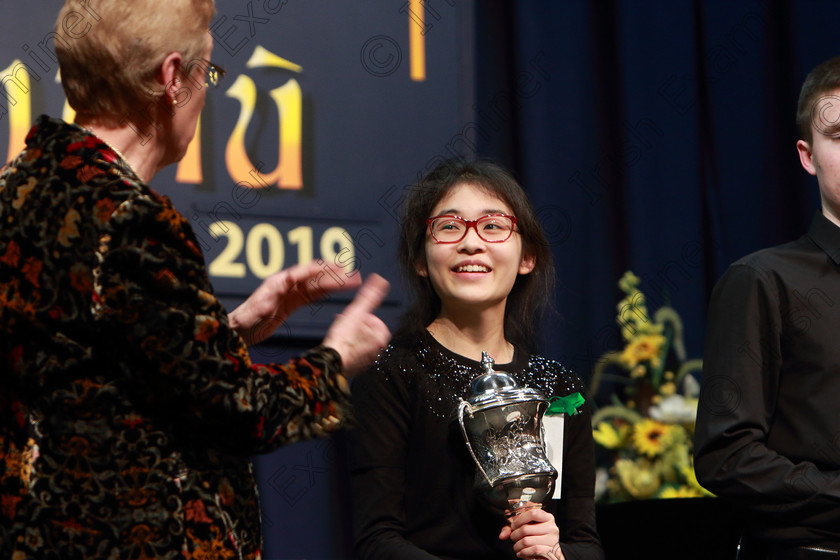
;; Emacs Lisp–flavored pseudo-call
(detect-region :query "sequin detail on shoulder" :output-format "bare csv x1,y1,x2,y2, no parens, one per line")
371,335,584,420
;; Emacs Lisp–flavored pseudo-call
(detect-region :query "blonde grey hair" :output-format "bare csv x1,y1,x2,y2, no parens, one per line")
55,0,215,122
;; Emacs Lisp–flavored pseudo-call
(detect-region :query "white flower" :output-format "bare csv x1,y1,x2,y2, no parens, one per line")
648,394,698,424
594,467,610,501
682,374,700,398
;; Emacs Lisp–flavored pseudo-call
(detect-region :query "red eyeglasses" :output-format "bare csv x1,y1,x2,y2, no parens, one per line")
425,213,518,243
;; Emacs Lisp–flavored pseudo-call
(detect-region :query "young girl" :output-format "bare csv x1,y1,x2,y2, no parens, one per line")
349,159,603,560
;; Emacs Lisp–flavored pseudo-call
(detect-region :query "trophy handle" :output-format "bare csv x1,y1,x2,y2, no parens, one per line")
537,401,549,448
458,400,493,486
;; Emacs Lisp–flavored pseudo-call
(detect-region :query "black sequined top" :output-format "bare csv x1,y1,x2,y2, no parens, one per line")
349,331,604,560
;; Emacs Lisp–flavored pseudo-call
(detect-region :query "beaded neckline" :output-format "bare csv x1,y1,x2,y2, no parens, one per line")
374,331,583,420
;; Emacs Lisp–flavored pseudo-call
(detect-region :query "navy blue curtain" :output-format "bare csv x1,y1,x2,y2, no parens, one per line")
255,2,840,558
475,0,830,382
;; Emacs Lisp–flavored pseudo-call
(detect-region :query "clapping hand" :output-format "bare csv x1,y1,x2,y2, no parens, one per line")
228,260,390,375
322,272,391,376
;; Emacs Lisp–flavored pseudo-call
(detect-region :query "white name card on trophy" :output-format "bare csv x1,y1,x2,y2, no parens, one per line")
543,413,565,499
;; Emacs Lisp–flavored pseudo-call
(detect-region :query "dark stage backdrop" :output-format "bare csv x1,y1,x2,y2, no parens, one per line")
2,1,839,558
476,0,832,378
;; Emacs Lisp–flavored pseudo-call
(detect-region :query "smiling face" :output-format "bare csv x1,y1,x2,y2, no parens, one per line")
419,182,535,316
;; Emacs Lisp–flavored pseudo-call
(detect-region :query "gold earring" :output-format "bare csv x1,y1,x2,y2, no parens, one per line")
170,79,180,106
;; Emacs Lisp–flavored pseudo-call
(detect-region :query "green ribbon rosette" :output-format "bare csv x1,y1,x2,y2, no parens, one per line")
546,392,584,416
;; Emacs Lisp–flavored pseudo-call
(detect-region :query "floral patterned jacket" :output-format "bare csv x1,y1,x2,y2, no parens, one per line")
0,116,351,559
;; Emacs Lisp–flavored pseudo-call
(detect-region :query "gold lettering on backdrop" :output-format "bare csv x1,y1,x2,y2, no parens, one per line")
1,60,35,163
62,100,75,124
207,222,355,280
248,46,303,74
225,46,303,190
59,68,76,124
1,45,304,189
409,0,426,81
176,117,203,183
287,226,314,265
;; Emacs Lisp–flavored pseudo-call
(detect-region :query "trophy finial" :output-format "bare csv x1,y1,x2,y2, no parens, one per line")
480,351,495,374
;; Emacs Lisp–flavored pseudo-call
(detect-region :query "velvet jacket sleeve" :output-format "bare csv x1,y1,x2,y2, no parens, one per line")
694,262,840,519
93,183,352,455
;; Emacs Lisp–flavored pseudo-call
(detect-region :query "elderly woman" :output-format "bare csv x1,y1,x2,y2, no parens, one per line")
0,1,390,558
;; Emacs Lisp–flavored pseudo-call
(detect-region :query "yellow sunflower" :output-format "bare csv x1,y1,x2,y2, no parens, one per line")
619,333,666,369
632,418,671,457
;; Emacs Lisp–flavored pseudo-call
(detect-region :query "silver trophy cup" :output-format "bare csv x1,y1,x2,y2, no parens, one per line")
457,352,557,517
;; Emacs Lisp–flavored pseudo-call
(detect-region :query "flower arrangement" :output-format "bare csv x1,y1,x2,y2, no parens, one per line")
589,271,711,502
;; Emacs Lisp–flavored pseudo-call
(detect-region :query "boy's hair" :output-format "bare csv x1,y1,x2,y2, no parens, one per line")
797,55,840,144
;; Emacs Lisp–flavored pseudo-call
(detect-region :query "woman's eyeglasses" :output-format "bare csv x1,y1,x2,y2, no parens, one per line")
426,213,518,243
201,59,226,88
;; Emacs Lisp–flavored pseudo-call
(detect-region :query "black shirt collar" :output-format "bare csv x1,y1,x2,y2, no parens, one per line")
807,211,840,265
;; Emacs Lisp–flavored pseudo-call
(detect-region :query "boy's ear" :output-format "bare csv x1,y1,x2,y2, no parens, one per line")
519,253,536,275
797,139,817,176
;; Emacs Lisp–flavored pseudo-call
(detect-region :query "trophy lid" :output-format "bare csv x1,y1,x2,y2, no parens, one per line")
464,352,546,412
